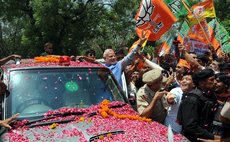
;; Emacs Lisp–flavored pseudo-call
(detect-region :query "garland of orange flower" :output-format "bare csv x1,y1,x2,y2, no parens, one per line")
34,55,60,63
99,99,151,122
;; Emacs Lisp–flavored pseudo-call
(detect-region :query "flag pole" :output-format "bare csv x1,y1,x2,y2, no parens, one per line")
181,0,191,13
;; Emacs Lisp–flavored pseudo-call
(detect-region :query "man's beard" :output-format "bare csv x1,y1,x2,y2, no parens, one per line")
110,61,117,65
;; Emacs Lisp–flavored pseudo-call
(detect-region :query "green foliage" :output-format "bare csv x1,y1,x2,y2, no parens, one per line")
215,0,230,33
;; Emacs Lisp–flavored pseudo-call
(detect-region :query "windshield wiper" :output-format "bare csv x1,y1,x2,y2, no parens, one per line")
89,130,125,142
26,111,85,126
47,111,85,117
28,118,74,128
25,111,85,128
20,104,127,128
0,118,74,136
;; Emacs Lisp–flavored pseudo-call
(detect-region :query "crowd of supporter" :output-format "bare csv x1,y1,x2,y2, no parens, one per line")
0,37,229,142
83,36,229,141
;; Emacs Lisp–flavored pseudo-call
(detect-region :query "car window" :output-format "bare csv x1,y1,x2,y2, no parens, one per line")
6,68,126,118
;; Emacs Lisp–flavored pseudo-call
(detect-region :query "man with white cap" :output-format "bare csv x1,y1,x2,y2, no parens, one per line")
136,68,168,124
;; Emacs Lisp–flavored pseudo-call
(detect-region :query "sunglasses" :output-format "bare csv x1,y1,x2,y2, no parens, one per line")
88,53,95,57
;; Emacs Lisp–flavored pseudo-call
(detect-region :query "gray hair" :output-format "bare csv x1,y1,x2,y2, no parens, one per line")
103,49,114,58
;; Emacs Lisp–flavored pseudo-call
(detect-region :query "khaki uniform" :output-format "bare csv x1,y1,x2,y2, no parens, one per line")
136,84,168,124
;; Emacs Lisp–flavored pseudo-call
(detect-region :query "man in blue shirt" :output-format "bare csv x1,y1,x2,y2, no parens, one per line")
102,34,147,89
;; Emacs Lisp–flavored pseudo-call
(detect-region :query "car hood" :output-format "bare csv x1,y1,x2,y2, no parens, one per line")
3,101,188,142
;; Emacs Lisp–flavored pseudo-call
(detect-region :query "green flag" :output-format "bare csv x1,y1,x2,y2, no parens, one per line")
178,21,190,39
163,0,191,19
208,19,230,53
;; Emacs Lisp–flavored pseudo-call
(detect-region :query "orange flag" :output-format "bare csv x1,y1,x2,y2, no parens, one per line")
188,0,216,25
135,0,177,41
187,19,211,44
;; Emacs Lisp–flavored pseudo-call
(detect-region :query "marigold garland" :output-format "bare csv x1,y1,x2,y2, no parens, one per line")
99,99,151,122
34,55,60,63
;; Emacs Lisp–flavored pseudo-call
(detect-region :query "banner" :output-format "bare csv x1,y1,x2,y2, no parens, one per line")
187,0,216,25
135,0,177,41
163,0,191,19
186,39,209,55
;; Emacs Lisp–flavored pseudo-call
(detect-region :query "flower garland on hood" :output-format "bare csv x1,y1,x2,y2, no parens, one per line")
99,99,151,122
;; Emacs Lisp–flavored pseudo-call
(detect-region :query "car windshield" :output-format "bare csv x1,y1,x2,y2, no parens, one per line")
7,67,126,118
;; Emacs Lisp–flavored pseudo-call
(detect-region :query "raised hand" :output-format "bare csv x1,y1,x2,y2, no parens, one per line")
11,54,21,59
166,92,176,105
138,31,148,46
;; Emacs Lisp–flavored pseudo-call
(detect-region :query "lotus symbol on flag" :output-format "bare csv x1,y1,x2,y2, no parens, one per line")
193,6,205,18
136,0,157,27
135,0,177,41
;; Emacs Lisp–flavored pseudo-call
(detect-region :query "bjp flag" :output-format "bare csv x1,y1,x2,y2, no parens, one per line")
163,0,191,19
178,21,190,41
188,0,216,25
175,21,190,49
159,41,171,56
208,19,230,53
135,0,177,41
158,34,175,56
207,19,220,51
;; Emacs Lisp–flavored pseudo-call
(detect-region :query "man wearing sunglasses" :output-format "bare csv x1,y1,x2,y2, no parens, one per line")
85,49,96,60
